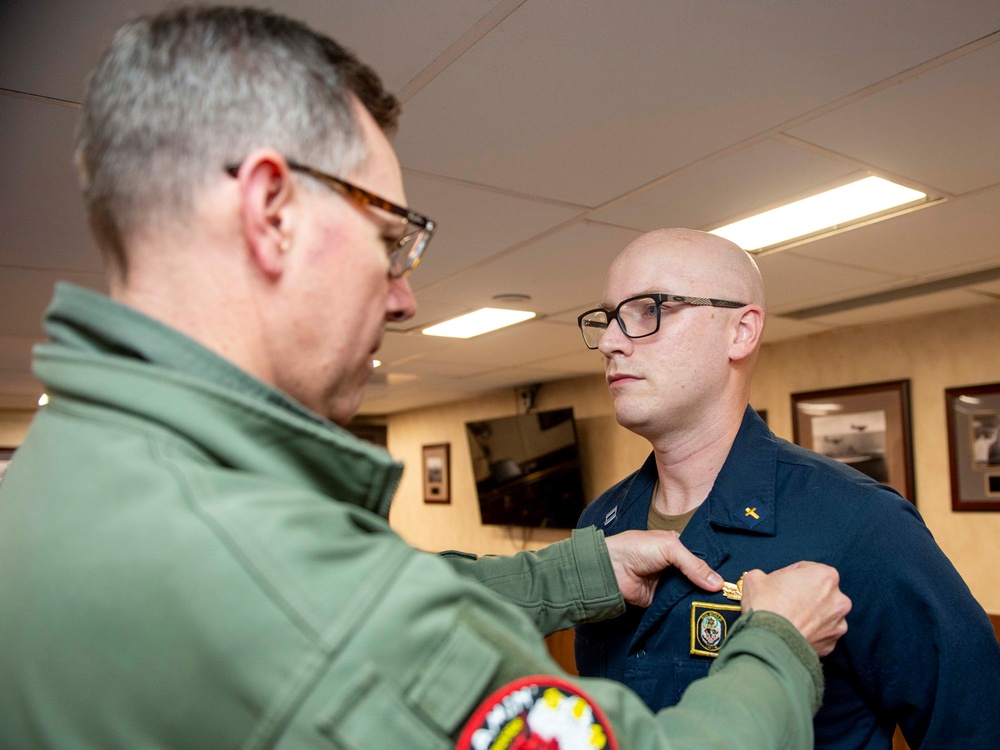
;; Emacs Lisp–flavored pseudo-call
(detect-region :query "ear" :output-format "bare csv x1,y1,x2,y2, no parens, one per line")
729,305,764,363
233,150,296,278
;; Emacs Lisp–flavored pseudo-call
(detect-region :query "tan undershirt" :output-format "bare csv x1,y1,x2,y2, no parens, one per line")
646,481,698,533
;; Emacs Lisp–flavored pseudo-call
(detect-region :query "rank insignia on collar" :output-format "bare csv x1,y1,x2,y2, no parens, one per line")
457,675,619,750
690,601,742,658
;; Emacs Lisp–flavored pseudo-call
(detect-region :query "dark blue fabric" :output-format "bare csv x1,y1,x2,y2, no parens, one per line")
576,407,1000,749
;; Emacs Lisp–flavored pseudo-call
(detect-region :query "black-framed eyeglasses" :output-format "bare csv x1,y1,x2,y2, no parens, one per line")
225,159,436,278
577,292,748,349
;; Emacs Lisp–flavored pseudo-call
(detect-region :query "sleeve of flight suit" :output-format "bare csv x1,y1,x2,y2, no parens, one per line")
439,526,625,635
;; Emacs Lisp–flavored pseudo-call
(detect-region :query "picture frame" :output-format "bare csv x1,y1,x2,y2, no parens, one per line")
422,443,451,504
0,447,16,487
944,382,1000,511
791,380,915,503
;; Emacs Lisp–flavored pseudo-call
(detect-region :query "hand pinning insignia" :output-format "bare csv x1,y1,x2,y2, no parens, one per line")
722,573,745,601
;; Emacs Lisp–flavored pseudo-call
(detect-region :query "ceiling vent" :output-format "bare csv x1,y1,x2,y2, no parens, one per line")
780,265,1000,320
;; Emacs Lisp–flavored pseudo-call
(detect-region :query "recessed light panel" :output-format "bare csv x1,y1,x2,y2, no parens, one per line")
711,176,926,251
422,308,536,339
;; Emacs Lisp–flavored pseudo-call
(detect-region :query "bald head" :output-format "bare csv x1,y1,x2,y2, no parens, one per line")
608,229,765,310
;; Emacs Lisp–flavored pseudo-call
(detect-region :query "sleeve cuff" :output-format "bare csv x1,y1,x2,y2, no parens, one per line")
728,609,824,713
572,527,626,618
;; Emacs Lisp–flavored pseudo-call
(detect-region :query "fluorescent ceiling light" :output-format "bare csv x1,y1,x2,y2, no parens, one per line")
422,308,536,339
710,176,926,251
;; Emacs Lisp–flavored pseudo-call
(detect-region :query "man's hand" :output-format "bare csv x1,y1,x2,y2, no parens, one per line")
605,530,722,607
741,562,851,657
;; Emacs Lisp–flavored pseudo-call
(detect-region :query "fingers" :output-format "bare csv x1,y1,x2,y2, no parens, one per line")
604,531,723,609
741,562,852,657
667,540,723,592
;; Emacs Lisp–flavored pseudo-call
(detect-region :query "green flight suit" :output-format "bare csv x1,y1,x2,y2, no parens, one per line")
0,283,821,749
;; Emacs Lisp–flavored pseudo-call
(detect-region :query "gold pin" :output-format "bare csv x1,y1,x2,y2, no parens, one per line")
744,507,759,519
722,573,745,601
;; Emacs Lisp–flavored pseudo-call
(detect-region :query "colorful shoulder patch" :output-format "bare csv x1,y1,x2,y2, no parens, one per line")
690,601,742,657
456,675,618,750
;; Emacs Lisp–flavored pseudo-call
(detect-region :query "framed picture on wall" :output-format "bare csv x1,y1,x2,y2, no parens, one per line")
791,380,915,503
944,382,1000,511
422,443,451,504
0,447,16,487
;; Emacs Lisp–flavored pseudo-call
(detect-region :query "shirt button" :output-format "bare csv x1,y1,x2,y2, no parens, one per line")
636,650,646,659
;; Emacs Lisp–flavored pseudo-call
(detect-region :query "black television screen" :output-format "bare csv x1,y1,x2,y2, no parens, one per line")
465,408,586,528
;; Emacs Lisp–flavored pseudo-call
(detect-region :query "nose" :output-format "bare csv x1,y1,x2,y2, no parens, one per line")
597,315,630,356
386,275,417,322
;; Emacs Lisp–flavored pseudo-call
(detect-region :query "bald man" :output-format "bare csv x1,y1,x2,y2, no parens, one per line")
574,229,1000,749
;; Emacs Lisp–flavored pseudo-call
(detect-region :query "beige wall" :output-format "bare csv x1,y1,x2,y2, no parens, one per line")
388,300,1000,613
387,377,649,556
0,409,34,447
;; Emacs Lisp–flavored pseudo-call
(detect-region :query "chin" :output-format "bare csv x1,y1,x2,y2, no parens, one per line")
330,389,365,427
613,405,645,432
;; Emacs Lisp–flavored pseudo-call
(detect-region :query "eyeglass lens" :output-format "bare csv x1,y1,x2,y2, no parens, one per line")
579,296,661,349
389,230,429,278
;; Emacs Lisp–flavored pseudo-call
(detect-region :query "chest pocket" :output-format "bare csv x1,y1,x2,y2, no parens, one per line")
315,620,501,749
317,663,449,750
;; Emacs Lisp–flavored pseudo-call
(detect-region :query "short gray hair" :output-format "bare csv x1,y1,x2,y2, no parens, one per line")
75,5,400,274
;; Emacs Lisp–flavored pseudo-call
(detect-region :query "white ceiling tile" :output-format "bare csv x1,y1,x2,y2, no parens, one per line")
592,139,858,231
395,0,1000,205
0,269,106,338
784,184,1000,279
420,320,581,369
0,336,40,372
0,96,102,273
421,221,641,318
0,0,501,100
787,40,1000,195
401,171,583,290
374,327,458,365
756,253,902,315
444,365,576,392
379,356,489,380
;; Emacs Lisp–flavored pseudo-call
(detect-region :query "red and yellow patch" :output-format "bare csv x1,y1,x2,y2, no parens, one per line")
457,676,618,750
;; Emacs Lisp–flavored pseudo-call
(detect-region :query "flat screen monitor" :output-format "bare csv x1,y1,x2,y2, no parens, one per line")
465,408,586,528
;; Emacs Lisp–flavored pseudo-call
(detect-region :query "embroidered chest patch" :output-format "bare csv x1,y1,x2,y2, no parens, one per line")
457,675,619,750
690,601,742,657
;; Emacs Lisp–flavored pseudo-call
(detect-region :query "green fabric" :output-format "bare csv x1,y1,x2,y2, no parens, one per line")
440,527,624,636
727,610,824,713
0,283,821,749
